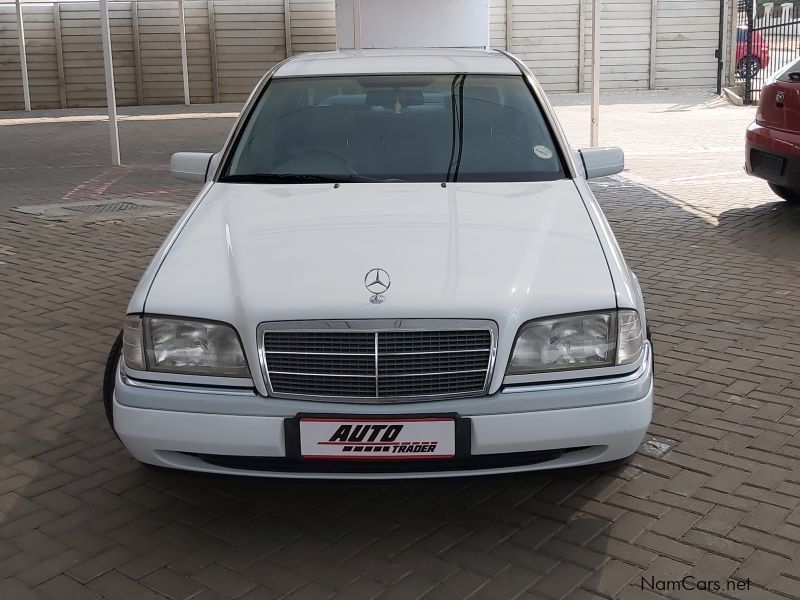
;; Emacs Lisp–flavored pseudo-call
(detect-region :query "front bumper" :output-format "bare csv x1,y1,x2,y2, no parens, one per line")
114,345,653,479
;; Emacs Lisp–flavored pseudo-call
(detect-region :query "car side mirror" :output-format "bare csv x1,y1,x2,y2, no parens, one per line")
170,152,214,182
578,147,625,179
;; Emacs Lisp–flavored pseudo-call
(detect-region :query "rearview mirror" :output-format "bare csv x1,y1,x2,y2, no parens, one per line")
578,147,625,179
170,152,214,182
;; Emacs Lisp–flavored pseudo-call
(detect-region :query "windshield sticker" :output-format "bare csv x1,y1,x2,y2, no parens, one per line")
534,145,554,160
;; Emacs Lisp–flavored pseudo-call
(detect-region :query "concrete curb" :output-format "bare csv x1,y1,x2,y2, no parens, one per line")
722,87,745,106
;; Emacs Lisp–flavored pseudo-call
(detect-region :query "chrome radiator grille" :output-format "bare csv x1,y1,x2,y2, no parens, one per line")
260,321,496,401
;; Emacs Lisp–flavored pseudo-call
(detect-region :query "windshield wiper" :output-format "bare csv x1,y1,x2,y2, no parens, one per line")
219,173,404,184
219,173,349,184
446,75,466,183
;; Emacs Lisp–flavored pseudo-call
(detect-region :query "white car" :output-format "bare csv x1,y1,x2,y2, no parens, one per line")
105,48,653,478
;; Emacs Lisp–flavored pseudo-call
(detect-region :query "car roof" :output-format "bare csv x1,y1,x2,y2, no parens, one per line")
273,48,521,77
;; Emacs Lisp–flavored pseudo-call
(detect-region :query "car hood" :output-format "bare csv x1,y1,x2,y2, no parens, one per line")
145,181,616,389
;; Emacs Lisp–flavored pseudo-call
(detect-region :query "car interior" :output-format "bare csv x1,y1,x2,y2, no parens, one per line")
227,75,564,182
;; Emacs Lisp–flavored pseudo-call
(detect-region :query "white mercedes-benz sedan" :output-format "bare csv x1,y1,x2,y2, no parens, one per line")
104,48,653,478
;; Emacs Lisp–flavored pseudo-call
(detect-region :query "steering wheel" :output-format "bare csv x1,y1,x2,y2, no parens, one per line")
286,149,356,175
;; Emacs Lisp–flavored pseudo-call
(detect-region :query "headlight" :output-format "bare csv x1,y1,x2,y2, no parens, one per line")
507,309,643,374
122,315,249,377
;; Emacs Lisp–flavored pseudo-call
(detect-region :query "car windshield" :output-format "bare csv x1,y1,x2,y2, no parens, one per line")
222,74,566,183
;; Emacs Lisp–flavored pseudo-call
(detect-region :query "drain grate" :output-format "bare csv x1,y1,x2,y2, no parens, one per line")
13,198,178,220
65,201,147,214
641,438,674,458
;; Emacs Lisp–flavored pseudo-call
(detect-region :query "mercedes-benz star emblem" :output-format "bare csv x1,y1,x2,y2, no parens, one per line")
365,268,390,304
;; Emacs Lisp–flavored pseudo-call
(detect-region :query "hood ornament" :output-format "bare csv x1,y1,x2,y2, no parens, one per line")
365,268,390,304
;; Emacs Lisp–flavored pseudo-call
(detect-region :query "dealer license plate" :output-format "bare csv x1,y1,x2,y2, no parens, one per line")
298,417,456,460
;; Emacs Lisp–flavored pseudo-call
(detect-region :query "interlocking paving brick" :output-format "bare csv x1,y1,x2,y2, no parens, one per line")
473,564,540,600
735,549,790,588
280,582,336,600
334,577,386,600
728,526,798,559
86,570,162,600
0,578,45,600
648,508,701,538
1,91,800,599
15,549,85,587
682,529,754,561
191,563,259,598
139,567,207,600
118,543,186,580
769,574,800,598
696,505,747,536
589,536,657,570
65,546,133,584
740,502,791,533
534,561,592,599
36,574,103,600
422,569,490,600
581,559,641,598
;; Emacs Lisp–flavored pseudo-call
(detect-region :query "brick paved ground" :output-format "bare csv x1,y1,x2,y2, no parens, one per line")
1,90,799,600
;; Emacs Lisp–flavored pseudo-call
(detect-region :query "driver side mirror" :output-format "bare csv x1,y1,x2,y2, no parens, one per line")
170,152,215,182
578,147,625,179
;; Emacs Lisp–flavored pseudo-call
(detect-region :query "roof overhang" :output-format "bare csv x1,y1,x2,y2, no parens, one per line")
335,0,490,50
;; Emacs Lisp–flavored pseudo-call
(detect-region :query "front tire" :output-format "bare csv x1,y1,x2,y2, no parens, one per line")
103,331,123,434
103,332,165,471
769,183,800,203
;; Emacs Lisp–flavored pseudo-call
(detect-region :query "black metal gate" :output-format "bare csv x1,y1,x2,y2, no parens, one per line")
737,0,800,104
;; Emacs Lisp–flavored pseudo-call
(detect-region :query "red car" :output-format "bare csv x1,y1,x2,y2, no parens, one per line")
737,27,769,77
745,60,800,203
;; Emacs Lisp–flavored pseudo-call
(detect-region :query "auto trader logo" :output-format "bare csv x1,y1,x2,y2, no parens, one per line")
321,424,439,454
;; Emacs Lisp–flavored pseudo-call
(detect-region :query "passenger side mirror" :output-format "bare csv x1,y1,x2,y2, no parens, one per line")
170,152,214,182
207,153,221,180
578,147,625,179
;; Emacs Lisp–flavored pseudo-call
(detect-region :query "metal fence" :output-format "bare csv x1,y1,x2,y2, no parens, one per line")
737,0,800,103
